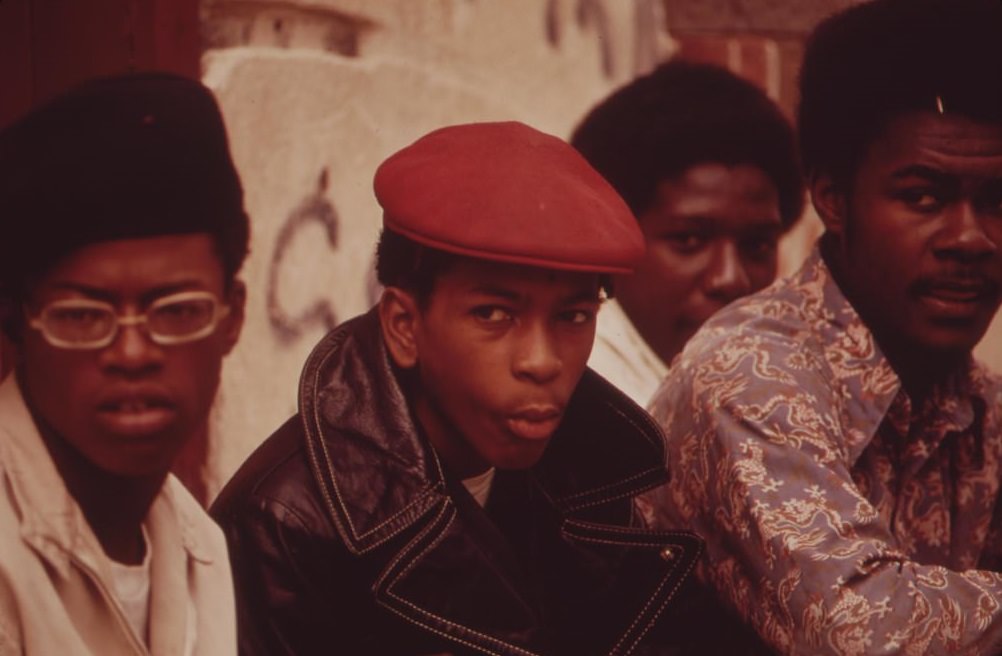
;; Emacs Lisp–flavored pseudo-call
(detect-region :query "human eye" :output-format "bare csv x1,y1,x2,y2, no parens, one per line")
561,309,596,325
661,231,707,254
156,299,206,318
42,302,115,342
48,305,109,326
978,183,1002,217
557,302,599,326
896,187,944,213
150,297,215,335
741,234,779,261
470,305,513,324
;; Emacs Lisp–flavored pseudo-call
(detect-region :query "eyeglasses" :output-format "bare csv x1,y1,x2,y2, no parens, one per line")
28,291,231,350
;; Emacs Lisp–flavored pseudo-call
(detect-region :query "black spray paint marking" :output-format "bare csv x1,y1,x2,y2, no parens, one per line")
266,168,340,344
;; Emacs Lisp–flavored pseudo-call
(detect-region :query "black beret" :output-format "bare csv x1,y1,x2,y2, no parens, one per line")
0,71,248,291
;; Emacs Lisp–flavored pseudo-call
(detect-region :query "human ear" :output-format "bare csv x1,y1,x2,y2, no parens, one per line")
221,279,247,355
379,287,420,369
811,173,848,237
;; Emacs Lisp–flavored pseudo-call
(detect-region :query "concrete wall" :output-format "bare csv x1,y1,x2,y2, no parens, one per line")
200,0,677,497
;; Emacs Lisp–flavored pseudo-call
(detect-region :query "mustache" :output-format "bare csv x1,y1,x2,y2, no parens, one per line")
912,270,1001,296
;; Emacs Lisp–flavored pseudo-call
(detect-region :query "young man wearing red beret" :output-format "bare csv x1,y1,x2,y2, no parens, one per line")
212,122,700,655
0,74,247,653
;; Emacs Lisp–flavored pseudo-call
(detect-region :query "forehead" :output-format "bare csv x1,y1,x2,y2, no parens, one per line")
432,257,601,299
646,163,781,227
862,111,1002,178
30,233,225,298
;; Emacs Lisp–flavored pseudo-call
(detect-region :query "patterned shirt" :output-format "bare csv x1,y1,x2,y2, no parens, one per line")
645,246,1002,655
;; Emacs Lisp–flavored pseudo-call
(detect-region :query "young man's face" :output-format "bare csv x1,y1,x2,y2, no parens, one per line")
820,111,1002,362
395,259,601,477
18,233,244,480
615,163,783,365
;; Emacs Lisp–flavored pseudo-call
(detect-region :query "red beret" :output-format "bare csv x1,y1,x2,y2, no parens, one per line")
374,121,644,274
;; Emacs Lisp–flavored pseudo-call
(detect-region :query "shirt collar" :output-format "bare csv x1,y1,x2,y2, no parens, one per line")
0,374,213,574
796,245,990,464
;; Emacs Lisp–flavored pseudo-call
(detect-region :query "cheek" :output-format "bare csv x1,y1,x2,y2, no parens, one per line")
642,247,708,286
619,251,697,310
746,259,779,291
20,340,97,410
847,220,913,285
561,332,596,377
420,340,494,403
178,349,224,392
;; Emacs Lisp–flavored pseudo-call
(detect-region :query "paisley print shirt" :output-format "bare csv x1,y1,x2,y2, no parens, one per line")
645,247,1002,655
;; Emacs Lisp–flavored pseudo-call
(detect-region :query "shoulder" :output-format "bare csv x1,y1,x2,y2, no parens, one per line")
974,361,1002,444
650,286,862,471
210,415,338,544
655,289,835,418
974,361,1002,399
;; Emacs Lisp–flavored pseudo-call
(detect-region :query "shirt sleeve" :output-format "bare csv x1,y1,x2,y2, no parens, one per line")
647,335,1002,655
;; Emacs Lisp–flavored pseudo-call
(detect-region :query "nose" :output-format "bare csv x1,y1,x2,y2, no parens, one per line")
933,203,997,263
99,322,165,375
704,241,752,302
512,321,562,384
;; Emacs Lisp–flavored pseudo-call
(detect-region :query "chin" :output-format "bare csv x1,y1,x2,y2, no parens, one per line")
923,318,993,350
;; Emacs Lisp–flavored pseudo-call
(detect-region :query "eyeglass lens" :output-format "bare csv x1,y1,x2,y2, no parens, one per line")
42,297,217,344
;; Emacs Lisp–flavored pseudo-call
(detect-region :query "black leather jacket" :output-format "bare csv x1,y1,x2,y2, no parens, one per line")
212,309,702,655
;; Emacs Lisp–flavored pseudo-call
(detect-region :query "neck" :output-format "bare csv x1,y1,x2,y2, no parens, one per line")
822,238,966,407
410,390,490,480
880,342,966,408
31,417,163,565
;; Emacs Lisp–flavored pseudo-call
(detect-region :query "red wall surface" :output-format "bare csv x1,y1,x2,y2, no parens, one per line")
0,0,200,129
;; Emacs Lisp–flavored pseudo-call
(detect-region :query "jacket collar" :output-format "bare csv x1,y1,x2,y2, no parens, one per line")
299,308,669,554
0,374,214,576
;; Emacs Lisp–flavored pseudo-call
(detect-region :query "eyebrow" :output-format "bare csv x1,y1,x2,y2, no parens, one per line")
561,289,603,305
140,282,209,304
46,282,118,302
467,284,600,305
46,280,208,304
468,284,521,301
662,213,782,231
890,164,951,183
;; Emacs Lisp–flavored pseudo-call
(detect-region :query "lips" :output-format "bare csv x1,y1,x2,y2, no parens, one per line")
95,389,178,436
505,405,563,441
916,277,1000,318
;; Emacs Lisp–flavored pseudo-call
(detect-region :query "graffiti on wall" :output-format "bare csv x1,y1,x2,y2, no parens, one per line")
545,0,668,78
265,168,340,344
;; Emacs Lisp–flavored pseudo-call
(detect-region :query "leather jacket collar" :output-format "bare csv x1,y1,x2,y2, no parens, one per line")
298,308,670,555
288,308,700,655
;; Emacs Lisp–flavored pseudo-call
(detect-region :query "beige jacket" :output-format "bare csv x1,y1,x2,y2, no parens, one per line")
0,375,236,655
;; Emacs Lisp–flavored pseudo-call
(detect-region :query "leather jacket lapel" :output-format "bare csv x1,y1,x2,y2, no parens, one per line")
299,309,700,655
370,480,701,655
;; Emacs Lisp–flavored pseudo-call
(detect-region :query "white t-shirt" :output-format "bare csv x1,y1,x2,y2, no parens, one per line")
588,299,668,407
462,467,496,507
108,528,152,647
107,526,198,655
